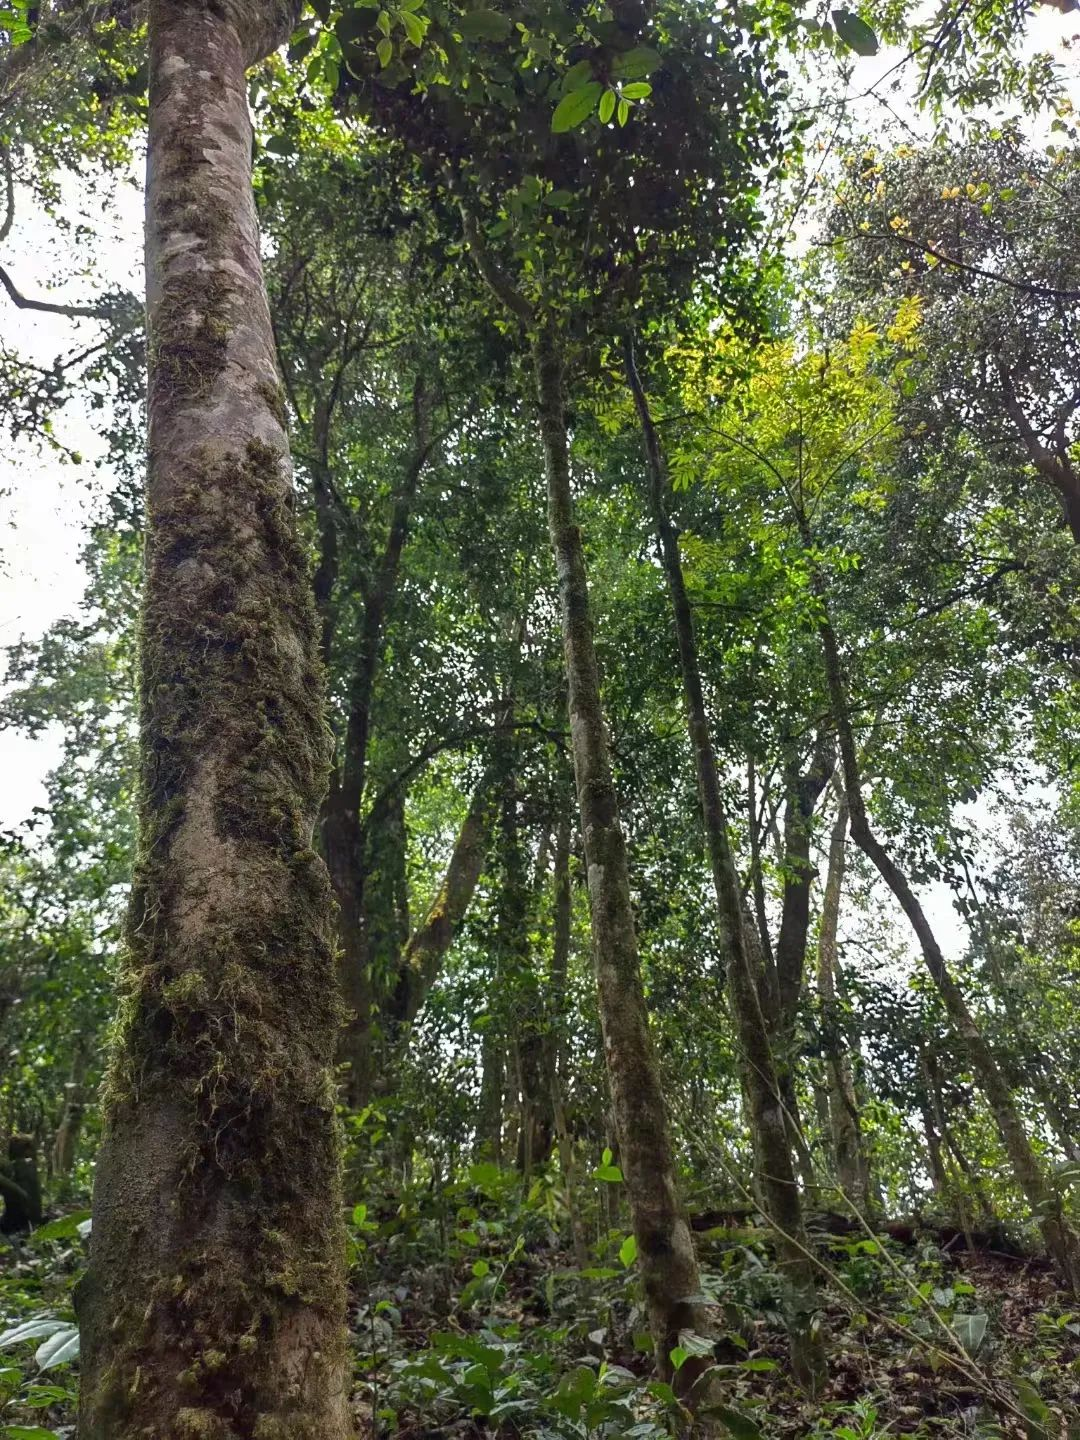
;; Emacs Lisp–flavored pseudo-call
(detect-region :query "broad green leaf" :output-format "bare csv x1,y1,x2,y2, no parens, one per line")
35,1328,79,1371
401,10,425,45
669,1344,688,1371
599,88,616,124
559,59,594,94
30,1210,91,1243
617,97,629,126
831,8,879,55
620,81,651,100
712,1404,766,1440
456,9,512,40
376,36,393,65
619,1233,637,1267
613,45,661,79
552,82,602,133
0,1320,69,1349
468,1161,503,1193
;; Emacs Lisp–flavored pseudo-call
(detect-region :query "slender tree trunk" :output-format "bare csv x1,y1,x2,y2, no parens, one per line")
476,1029,505,1163
746,757,774,968
816,797,872,1214
545,807,589,1264
52,1047,88,1189
75,4,351,1436
920,1103,949,1196
812,540,1080,1295
624,337,824,1393
326,377,432,1101
386,768,499,1035
536,324,708,1383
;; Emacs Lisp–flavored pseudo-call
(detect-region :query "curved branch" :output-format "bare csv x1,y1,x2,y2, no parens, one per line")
0,262,113,319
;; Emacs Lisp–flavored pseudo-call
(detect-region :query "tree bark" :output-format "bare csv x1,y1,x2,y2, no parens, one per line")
324,375,432,1103
816,797,872,1214
536,324,708,1384
812,538,1080,1295
386,767,499,1037
75,4,351,1436
623,335,824,1392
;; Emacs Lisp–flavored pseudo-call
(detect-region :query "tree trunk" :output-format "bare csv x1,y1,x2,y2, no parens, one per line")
813,545,1080,1295
536,324,708,1384
920,1103,949,1196
545,807,589,1264
816,797,872,1214
623,335,824,1392
75,5,351,1435
0,1135,42,1234
475,1029,505,1163
386,767,499,1036
52,1047,88,1188
325,376,432,1103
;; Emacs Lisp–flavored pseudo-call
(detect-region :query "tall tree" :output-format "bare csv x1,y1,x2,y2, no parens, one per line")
75,3,351,1435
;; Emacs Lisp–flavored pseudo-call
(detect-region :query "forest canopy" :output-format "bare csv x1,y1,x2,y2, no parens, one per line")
1,0,1080,1437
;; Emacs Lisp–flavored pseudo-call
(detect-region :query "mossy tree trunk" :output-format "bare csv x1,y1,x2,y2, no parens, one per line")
625,336,825,1394
536,324,709,1384
812,543,1080,1296
816,797,872,1214
75,4,352,1436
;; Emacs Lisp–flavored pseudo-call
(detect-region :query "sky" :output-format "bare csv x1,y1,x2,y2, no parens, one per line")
1,9,1078,953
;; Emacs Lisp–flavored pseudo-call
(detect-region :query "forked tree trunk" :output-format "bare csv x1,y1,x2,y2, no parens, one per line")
812,548,1080,1296
816,797,872,1214
624,337,825,1393
75,4,351,1436
536,324,708,1383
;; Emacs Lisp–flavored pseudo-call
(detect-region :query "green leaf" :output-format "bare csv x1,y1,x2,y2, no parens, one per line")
400,10,425,45
376,35,393,65
545,188,574,207
669,1345,688,1372
35,1328,79,1371
617,97,630,126
593,1163,623,1182
619,1233,637,1267
31,1210,92,1243
4,1428,64,1440
552,82,602,132
559,59,594,94
831,8,879,55
468,1161,503,1193
613,45,660,79
0,1320,70,1349
471,1258,490,1278
456,9,512,40
712,1405,766,1440
619,81,651,100
599,88,616,124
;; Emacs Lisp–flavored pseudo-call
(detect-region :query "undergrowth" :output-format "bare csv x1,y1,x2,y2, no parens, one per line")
1,1113,1078,1440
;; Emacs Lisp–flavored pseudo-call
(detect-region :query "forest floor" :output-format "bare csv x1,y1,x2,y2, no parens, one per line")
1,1180,1078,1439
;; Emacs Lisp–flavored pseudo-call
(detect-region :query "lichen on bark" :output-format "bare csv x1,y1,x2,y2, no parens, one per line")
75,2,352,1436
